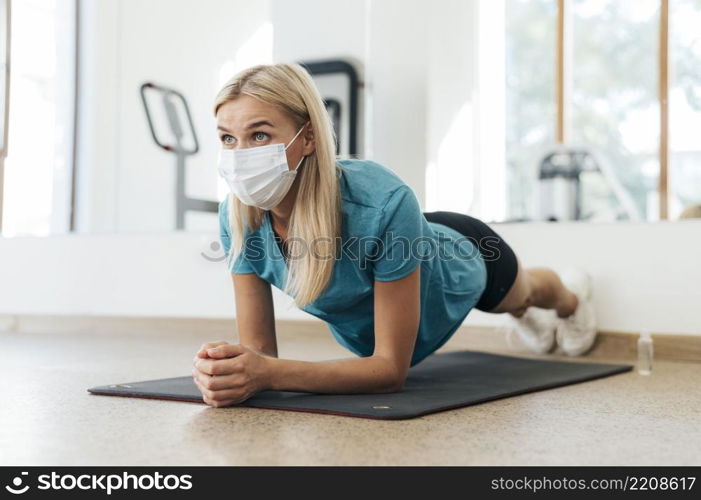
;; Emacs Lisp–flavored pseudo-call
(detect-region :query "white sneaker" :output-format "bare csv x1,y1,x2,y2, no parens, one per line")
555,268,598,356
504,307,558,354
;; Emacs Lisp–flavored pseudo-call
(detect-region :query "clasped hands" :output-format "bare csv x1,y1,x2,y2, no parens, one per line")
192,341,271,408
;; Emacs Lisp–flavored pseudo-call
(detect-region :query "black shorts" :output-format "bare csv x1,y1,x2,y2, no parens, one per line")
423,211,519,312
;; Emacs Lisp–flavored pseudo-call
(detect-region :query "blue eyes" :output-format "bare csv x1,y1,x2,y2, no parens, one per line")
221,132,270,145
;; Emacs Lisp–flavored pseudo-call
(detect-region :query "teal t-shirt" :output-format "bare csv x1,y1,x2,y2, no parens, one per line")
219,159,487,366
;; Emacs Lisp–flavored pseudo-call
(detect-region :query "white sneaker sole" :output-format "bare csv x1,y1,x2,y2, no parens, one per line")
504,307,558,355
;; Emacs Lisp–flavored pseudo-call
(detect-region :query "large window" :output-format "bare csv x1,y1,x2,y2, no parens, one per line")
570,0,659,221
504,0,700,221
1,0,76,236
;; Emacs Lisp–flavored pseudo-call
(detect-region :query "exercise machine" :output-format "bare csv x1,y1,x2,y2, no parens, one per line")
140,82,217,230
537,146,641,221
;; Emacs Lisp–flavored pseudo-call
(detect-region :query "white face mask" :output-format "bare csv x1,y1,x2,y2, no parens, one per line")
217,124,307,210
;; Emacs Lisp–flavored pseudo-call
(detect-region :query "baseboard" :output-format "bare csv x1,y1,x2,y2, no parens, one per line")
448,325,701,363
1,314,700,363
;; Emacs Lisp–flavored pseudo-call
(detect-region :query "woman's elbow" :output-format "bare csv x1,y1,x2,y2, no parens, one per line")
369,355,409,393
392,374,407,392
379,368,408,393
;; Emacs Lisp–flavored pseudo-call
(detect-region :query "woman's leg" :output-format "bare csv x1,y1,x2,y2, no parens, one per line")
487,257,579,319
423,210,596,355
422,210,577,319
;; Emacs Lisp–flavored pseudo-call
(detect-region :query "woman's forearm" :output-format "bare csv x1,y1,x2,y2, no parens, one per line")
264,355,403,394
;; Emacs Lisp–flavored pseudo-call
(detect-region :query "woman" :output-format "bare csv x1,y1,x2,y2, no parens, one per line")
192,63,597,408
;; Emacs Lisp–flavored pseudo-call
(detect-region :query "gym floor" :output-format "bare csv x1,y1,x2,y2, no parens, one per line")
1,323,699,466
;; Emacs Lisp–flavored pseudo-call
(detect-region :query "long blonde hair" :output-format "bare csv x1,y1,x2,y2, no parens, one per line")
213,63,342,308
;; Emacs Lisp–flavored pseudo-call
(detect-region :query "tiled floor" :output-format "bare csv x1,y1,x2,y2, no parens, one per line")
1,327,699,465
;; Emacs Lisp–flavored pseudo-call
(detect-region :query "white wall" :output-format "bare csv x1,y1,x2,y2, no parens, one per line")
74,0,466,233
0,231,311,320
272,0,366,62
425,0,478,214
272,0,429,202
75,0,271,234
271,0,367,159
1,221,699,335
364,0,428,201
462,220,701,335
77,0,433,233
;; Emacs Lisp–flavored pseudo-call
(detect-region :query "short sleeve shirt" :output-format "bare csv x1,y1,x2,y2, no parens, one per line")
218,159,487,366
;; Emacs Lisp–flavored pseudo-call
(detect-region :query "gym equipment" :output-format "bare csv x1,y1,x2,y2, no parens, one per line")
538,146,641,221
140,82,217,230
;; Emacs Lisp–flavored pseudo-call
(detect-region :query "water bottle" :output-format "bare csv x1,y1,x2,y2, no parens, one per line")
637,330,653,375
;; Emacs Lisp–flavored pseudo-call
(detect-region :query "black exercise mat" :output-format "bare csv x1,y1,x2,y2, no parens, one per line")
87,350,632,420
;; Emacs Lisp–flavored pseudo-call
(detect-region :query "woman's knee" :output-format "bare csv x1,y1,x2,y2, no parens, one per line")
488,259,535,314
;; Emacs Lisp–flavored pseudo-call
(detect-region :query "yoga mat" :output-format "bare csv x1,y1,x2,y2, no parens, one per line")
87,350,632,420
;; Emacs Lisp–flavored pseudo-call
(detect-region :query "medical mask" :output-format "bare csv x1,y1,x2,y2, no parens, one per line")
217,124,307,210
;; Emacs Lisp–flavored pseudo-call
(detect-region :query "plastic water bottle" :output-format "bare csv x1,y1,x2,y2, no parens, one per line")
637,330,653,375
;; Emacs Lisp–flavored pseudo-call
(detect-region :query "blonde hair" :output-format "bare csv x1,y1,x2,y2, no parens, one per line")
213,63,342,308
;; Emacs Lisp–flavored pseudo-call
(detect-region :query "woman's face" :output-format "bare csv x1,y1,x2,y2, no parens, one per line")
216,94,314,171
